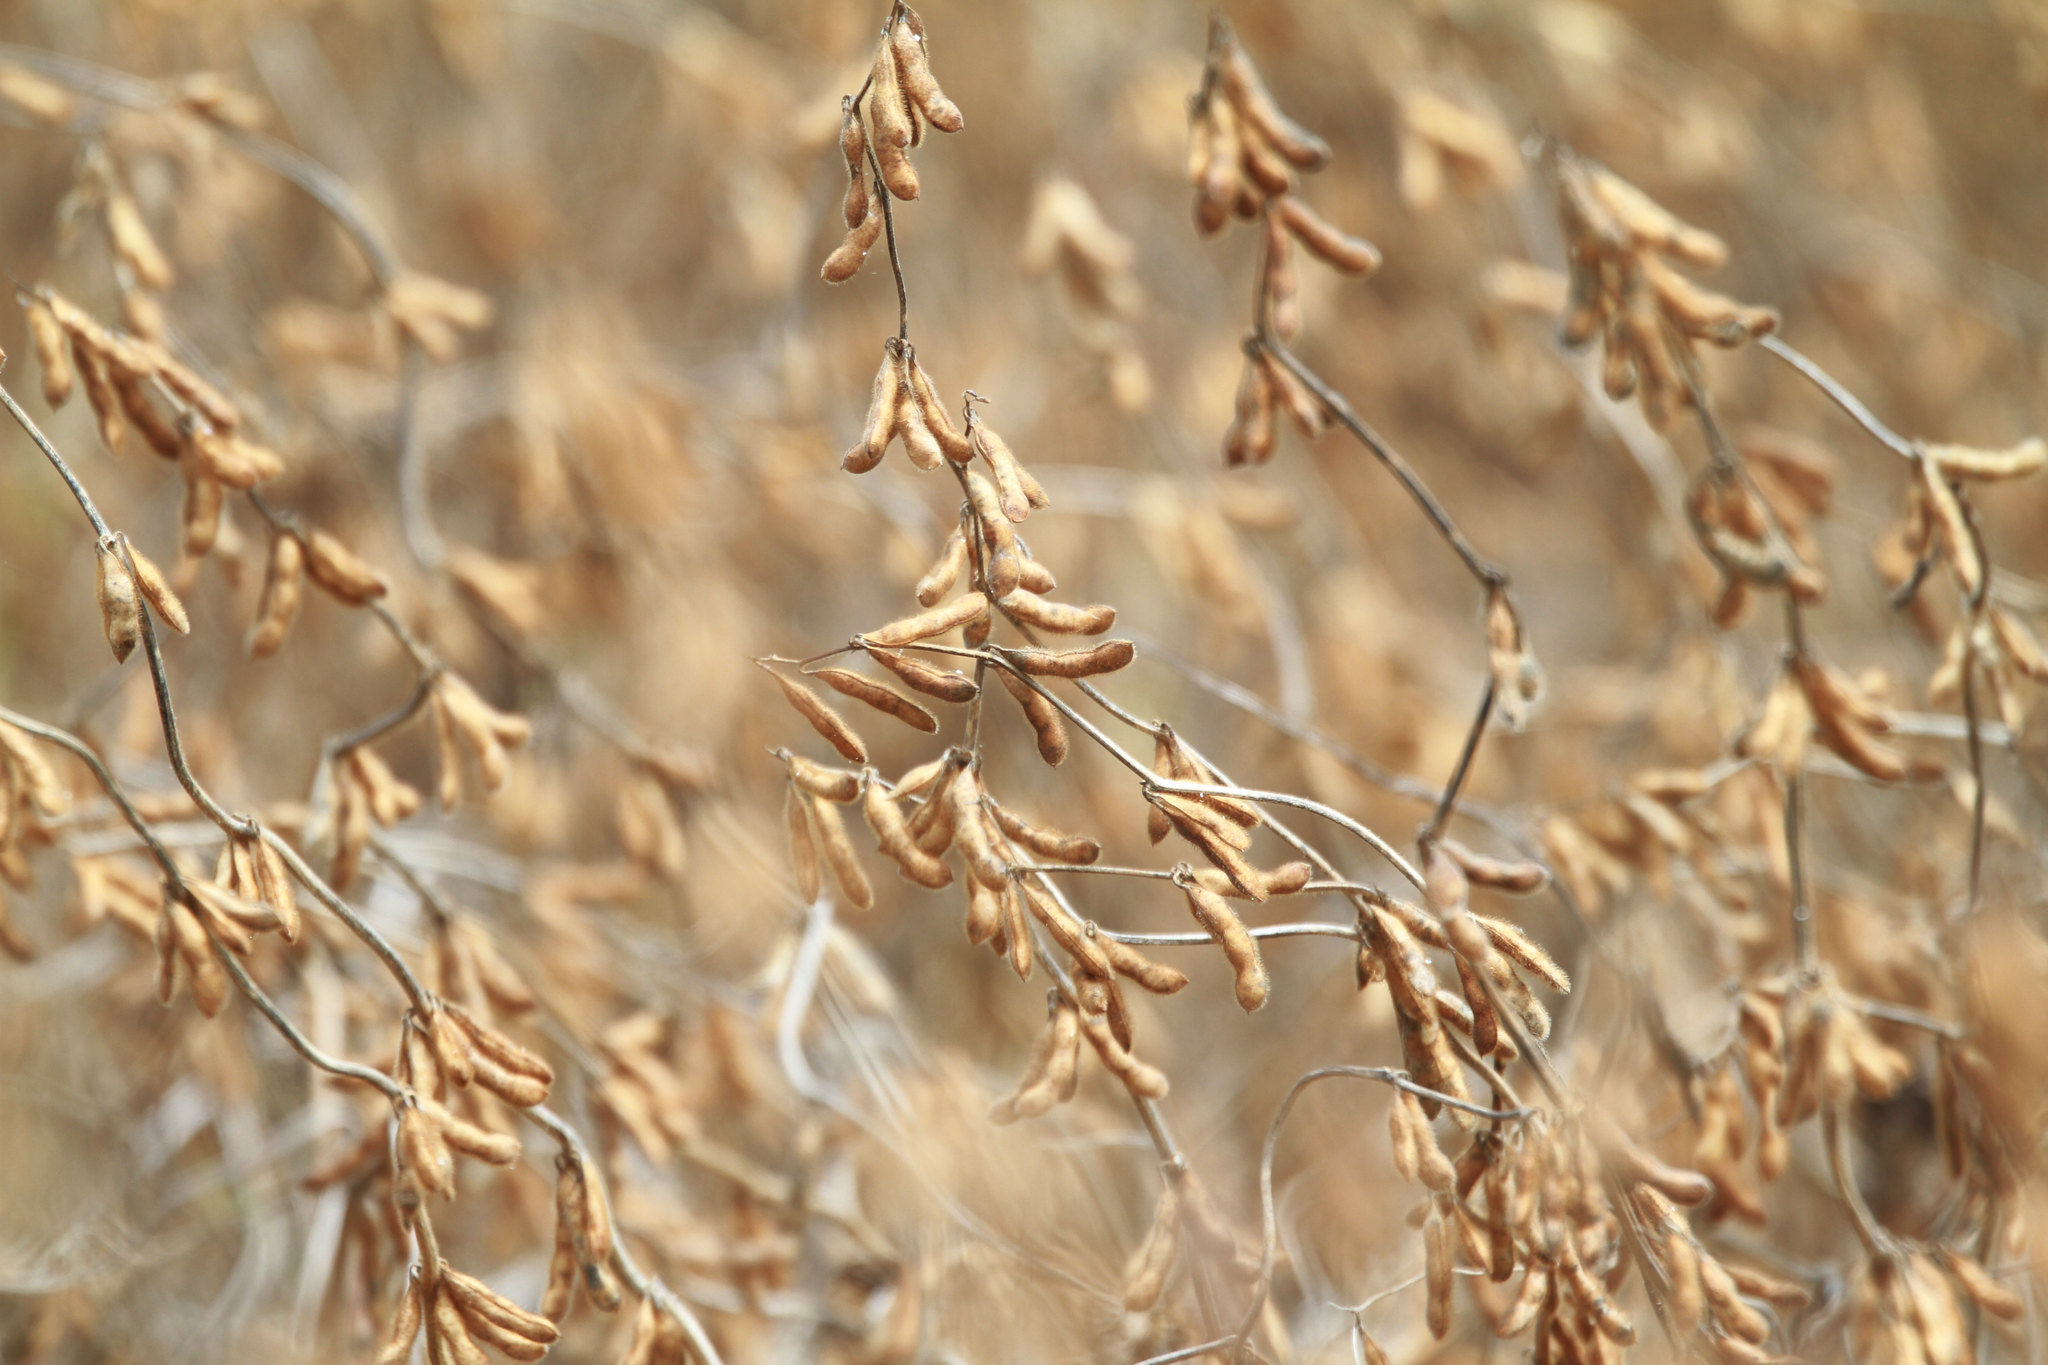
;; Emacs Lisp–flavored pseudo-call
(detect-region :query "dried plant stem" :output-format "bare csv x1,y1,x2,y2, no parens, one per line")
1757,335,1915,459
1258,340,1506,591
1422,677,1495,843
1785,771,1814,974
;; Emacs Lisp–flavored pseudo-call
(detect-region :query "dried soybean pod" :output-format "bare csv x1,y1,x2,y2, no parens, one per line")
1009,640,1135,678
1001,880,1034,979
1182,876,1268,1011
1147,731,1174,844
1424,1200,1453,1338
865,645,978,703
71,338,123,452
1442,836,1548,893
988,802,1099,864
845,345,903,473
969,413,1032,522
809,795,874,911
1097,932,1188,995
963,873,1002,945
786,785,820,902
251,836,301,942
429,1284,490,1365
302,529,389,604
864,591,989,647
867,44,919,200
1217,29,1330,169
25,298,71,407
1387,1089,1422,1182
822,192,885,284
891,6,963,133
1123,1181,1181,1312
1277,196,1381,274
396,1101,456,1204
1499,1264,1550,1341
538,1218,576,1323
838,100,869,228
813,666,939,733
906,357,973,462
1665,1233,1704,1337
1225,351,1276,467
1000,588,1115,635
1918,457,1984,599
1078,1005,1168,1098
996,668,1069,766
95,538,142,663
1016,554,1056,593
863,777,952,888
964,469,1021,596
1017,879,1114,980
248,531,305,659
763,666,868,764
784,752,861,802
1940,1248,2024,1321
1925,436,2046,482
948,770,1009,890
181,466,224,558
914,529,968,606
118,544,182,635
894,367,947,471
376,1276,427,1364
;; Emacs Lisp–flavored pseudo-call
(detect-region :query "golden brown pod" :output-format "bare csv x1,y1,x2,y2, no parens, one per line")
1216,26,1331,169
1008,640,1135,678
25,298,71,408
866,42,919,200
864,645,978,702
786,784,820,903
863,591,988,647
1181,876,1268,1011
962,872,1003,945
844,344,903,473
996,668,1069,766
1016,879,1113,980
838,99,869,228
1276,195,1382,274
862,777,952,888
946,769,1009,890
821,191,885,285
1078,1005,1168,1098
1122,1182,1181,1311
964,468,1022,596
812,665,939,733
782,752,861,802
969,414,1033,522
987,801,1099,865
914,529,968,606
94,539,142,663
1096,931,1189,995
907,357,974,462
890,6,963,133
809,794,874,911
300,529,389,604
247,531,305,659
1924,436,2045,482
71,337,123,452
1000,588,1115,635
763,666,869,764
894,368,947,471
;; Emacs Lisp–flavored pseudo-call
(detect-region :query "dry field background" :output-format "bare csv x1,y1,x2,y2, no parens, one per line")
0,0,2045,1362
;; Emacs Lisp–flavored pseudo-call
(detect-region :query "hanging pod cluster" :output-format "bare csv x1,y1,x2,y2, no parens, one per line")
821,4,962,283
1552,150,1779,429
